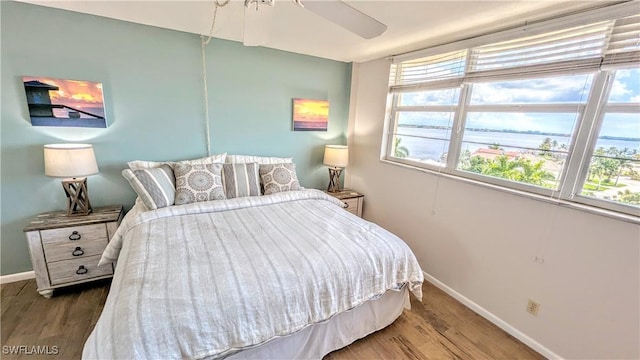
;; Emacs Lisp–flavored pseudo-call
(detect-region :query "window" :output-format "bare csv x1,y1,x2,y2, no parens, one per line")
578,68,640,209
385,6,640,217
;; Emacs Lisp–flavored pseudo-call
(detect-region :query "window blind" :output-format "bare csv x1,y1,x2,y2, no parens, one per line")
602,14,640,69
466,22,611,81
389,50,467,93
389,6,639,90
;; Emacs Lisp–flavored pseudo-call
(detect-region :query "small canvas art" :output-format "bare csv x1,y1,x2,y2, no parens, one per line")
292,98,329,131
23,76,107,128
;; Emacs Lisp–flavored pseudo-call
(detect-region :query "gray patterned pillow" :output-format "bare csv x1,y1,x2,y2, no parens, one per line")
259,163,301,195
173,163,225,205
122,165,175,210
222,163,261,199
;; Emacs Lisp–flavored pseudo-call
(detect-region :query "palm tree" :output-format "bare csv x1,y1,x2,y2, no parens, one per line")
514,159,555,186
394,137,409,158
538,137,554,158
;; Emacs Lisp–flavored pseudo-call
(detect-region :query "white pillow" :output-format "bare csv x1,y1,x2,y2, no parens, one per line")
226,154,292,165
128,153,226,170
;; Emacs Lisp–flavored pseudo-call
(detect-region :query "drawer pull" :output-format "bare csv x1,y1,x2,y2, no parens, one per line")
72,247,85,257
68,231,81,241
75,265,88,275
344,202,350,208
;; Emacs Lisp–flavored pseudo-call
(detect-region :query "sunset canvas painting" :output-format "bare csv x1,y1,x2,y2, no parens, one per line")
292,98,329,131
23,76,107,128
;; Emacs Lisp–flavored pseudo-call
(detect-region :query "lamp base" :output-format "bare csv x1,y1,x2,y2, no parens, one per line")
327,167,343,193
62,177,92,216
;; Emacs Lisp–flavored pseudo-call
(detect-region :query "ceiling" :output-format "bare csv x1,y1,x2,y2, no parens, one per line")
16,0,615,63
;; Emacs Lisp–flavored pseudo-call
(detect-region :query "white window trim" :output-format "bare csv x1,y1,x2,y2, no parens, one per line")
383,3,640,219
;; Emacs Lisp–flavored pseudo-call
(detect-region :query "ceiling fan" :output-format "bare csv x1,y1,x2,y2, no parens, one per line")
242,0,388,46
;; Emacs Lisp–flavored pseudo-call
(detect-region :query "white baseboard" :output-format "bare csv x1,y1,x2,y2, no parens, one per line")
0,271,35,284
422,271,562,360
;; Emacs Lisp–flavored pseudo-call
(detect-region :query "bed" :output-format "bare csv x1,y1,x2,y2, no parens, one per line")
82,189,424,359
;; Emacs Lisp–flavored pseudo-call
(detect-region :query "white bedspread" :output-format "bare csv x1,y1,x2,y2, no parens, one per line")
83,190,423,359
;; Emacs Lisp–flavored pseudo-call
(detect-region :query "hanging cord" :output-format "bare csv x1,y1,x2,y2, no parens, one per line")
533,74,592,264
201,0,230,156
430,57,467,216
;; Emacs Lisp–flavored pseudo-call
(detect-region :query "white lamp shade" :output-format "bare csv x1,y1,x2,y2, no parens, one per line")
323,145,349,168
44,144,99,178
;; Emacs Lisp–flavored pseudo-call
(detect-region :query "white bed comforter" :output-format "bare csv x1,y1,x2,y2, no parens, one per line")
83,190,424,359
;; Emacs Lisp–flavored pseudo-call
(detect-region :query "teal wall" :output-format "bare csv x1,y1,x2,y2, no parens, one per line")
0,1,351,275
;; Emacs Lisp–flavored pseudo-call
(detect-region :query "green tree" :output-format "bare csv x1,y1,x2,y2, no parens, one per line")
613,189,640,205
538,137,554,157
488,143,501,150
393,137,409,158
588,147,623,188
513,159,555,186
459,155,554,187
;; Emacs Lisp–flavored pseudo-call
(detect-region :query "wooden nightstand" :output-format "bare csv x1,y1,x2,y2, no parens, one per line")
23,205,124,298
325,189,364,217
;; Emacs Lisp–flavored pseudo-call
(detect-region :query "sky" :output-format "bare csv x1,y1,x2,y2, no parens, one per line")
292,98,329,123
398,69,639,138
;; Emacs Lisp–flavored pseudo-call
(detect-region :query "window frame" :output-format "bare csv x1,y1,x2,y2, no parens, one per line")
383,7,640,218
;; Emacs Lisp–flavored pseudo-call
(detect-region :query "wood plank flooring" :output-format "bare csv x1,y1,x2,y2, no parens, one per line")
1,279,544,359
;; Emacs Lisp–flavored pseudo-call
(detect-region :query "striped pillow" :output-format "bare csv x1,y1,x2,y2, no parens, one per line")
122,165,175,210
222,163,261,199
225,154,292,165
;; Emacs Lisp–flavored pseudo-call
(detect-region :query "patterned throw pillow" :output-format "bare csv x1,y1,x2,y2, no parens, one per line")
259,163,301,195
173,163,225,205
122,165,175,210
222,163,261,199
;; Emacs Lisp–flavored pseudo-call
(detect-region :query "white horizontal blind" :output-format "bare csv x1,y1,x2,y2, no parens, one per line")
466,22,611,82
602,14,640,69
389,50,467,93
389,7,639,88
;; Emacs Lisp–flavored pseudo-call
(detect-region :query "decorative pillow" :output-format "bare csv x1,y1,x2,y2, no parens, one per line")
225,154,292,165
222,163,261,199
173,163,225,205
259,163,301,195
122,165,175,210
128,153,226,170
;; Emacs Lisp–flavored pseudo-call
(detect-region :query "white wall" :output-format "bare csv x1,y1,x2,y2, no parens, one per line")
346,59,640,359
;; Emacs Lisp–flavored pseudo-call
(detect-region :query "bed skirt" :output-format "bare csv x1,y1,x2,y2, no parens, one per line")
227,286,410,359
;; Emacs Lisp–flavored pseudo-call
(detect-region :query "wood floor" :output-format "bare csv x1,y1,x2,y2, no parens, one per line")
1,279,543,360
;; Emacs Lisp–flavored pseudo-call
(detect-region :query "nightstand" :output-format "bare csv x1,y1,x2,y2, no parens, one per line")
23,205,124,298
325,189,364,217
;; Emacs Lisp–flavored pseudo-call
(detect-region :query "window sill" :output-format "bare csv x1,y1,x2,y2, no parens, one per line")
379,158,640,225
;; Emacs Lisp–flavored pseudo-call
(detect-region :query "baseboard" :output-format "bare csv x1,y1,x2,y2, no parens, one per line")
0,271,35,284
422,271,562,360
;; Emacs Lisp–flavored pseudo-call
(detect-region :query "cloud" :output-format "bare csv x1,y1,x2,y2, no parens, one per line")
471,74,592,104
609,68,639,103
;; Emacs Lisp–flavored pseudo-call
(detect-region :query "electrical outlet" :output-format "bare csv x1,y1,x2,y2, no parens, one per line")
526,299,540,316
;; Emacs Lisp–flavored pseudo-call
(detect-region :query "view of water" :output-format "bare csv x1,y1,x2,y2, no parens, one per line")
396,127,640,162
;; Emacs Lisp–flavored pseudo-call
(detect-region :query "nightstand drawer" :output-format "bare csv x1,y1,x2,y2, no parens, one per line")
343,198,359,211
40,223,107,245
43,237,108,263
48,255,112,286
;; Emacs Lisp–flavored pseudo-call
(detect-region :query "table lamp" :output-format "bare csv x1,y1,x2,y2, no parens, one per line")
323,145,348,193
44,144,99,216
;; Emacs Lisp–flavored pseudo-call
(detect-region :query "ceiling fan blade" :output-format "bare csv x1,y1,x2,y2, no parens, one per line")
243,2,275,46
303,0,387,39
